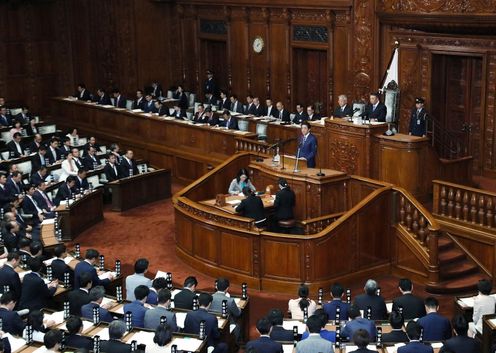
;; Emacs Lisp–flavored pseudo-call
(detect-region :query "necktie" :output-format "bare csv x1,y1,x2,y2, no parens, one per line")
303,136,307,145
279,111,282,119
341,106,344,112
41,192,53,208
113,165,117,176
13,182,19,193
373,104,376,112
41,156,45,166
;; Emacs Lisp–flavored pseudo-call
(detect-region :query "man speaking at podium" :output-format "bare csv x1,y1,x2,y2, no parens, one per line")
297,122,317,168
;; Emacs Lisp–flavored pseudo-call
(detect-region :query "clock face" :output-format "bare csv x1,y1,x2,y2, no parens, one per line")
253,37,264,53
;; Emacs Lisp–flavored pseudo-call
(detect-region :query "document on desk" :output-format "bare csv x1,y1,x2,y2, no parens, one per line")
4,333,26,352
42,218,55,225
282,320,307,334
226,199,241,205
98,271,117,280
44,310,66,325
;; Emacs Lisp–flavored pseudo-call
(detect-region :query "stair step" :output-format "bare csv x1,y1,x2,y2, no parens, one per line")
438,236,454,251
426,274,490,295
438,248,466,265
440,261,479,280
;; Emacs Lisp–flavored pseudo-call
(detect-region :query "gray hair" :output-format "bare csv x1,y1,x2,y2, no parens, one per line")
364,279,378,295
89,285,106,302
338,94,348,101
108,320,126,339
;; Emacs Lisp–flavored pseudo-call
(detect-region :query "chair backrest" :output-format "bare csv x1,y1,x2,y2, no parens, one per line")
38,124,56,135
186,112,193,120
169,108,175,115
167,90,173,99
78,137,88,145
290,113,296,122
1,131,11,142
99,146,107,154
1,151,10,160
256,122,268,140
10,108,22,116
238,119,249,132
110,98,115,106
194,102,201,113
352,102,365,117
87,175,100,188
17,160,32,176
126,100,133,110
189,93,196,107
51,168,63,182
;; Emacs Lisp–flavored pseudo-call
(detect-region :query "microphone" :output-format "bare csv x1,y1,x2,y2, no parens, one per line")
352,107,360,113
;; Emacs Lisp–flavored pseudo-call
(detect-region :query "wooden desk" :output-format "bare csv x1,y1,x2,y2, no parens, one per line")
200,194,275,214
55,188,104,241
108,169,171,212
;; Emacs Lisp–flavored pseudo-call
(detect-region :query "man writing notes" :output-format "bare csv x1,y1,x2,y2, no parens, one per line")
297,122,317,168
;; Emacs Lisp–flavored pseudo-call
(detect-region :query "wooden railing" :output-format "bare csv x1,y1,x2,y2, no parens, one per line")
235,137,271,155
299,212,346,235
433,180,496,230
395,187,441,284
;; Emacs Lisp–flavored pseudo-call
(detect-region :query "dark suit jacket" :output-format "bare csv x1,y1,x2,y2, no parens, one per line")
323,300,350,321
15,112,30,125
18,272,56,311
174,92,189,110
276,109,291,123
184,308,220,347
264,106,277,118
0,185,13,210
230,101,244,113
22,196,42,222
207,115,220,126
409,108,428,137
0,265,22,300
173,288,196,310
83,155,101,170
225,116,239,130
68,288,90,315
46,147,61,164
97,94,112,105
132,97,146,110
417,312,452,341
354,293,388,320
204,78,218,96
274,187,295,221
6,140,24,158
113,95,127,108
397,341,434,353
143,100,157,113
31,153,47,173
270,325,294,342
119,157,139,178
77,90,92,101
100,339,132,353
75,176,89,191
235,194,266,223
219,98,230,111
382,329,409,343
193,112,208,123
392,293,426,320
81,302,113,322
363,102,387,122
4,231,20,252
74,260,111,289
307,113,321,121
33,190,53,212
51,258,74,284
245,103,257,115
0,114,12,127
333,104,354,118
299,133,318,168
54,183,74,206
58,145,72,158
157,106,168,116
253,105,264,117
439,336,481,353
104,163,121,182
5,178,22,200
29,141,42,153
65,334,93,350
293,112,308,124
173,109,187,120
0,307,25,336
246,336,283,353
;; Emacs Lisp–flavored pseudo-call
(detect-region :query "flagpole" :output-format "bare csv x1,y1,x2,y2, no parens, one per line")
379,41,400,92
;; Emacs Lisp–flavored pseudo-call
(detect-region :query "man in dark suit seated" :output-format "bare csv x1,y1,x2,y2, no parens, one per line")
81,285,114,322
306,105,321,121
123,285,150,328
218,90,230,110
34,181,55,215
362,92,387,122
353,279,387,320
23,184,48,223
341,305,376,341
206,109,220,126
0,253,22,300
154,100,168,116
183,293,228,353
31,164,48,187
104,154,121,182
268,308,294,341
193,104,208,123
30,134,44,154
0,173,13,211
171,104,187,120
223,110,238,130
143,94,156,113
74,248,114,288
100,320,132,353
245,95,257,115
229,94,243,113
68,271,92,315
18,256,58,311
275,101,291,124
323,283,350,321
58,137,73,158
54,175,77,206
4,222,21,253
65,315,93,350
83,136,102,154
392,278,426,320
174,85,189,110
252,97,264,117
0,105,12,127
293,103,308,124
6,171,23,200
382,310,408,343
298,122,318,168
246,317,283,353
205,92,218,106
83,146,101,170
47,138,61,165
204,70,218,99
96,88,112,105
440,315,481,353
398,321,434,353
264,99,277,117
132,89,146,110
0,291,26,336
16,106,31,124
174,276,198,310
235,187,267,228
32,146,48,175
75,168,89,191
119,150,139,178
50,244,74,285
112,88,127,108
417,297,452,341
75,83,92,101
333,94,354,118
6,132,25,158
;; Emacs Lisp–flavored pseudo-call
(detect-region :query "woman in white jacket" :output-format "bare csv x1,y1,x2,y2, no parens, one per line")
58,153,78,182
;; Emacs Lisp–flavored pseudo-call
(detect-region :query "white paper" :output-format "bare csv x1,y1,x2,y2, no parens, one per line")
64,255,75,264
171,289,181,298
431,342,443,348
19,270,32,281
92,327,110,340
346,345,377,352
98,271,117,280
386,302,393,313
101,297,116,307
0,258,8,267
282,320,307,334
131,109,143,113
176,312,187,328
125,330,155,344
170,337,203,352
226,200,241,205
31,346,50,353
44,310,65,325
155,270,169,279
41,218,55,225
3,333,26,352
283,344,294,353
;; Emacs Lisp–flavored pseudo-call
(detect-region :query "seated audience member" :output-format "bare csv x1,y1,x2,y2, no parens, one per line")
104,153,121,182
46,138,61,165
83,146,101,170
324,283,350,321
30,135,45,157
84,136,102,153
273,178,295,223
16,106,30,124
349,329,377,353
75,168,89,191
251,97,263,117
306,105,321,121
268,308,294,341
333,94,354,118
171,104,187,119
295,315,334,353
144,289,178,332
293,103,308,124
6,172,23,200
22,185,44,223
146,323,173,353
440,314,481,353
211,277,242,341
54,175,77,206
19,256,58,311
342,306,376,341
124,285,150,328
146,277,167,305
126,258,152,301
417,297,452,341
74,249,114,288
4,222,21,252
382,310,408,343
50,243,74,284
119,150,139,177
193,104,207,123
246,317,283,353
0,253,21,299
75,83,91,101
235,187,267,228
71,148,83,169
58,153,79,184
68,271,92,315
301,309,336,342
223,110,238,130
33,181,56,217
66,128,80,145
9,120,23,139
469,278,495,336
42,329,63,353
26,117,38,136
143,94,156,113
174,276,198,310
264,99,277,117
228,168,256,195
174,85,189,110
155,100,168,116
244,95,255,115
59,137,72,157
30,166,48,187
100,320,132,353
392,278,426,320
23,310,50,342
206,108,220,126
81,285,113,322
183,293,228,353
229,95,243,113
65,316,93,350
18,236,33,261
96,88,112,105
112,89,127,108
0,291,25,336
275,101,291,123
218,91,229,111
398,321,433,353
288,284,317,320
353,279,387,320
0,105,11,127
0,174,14,211
133,90,145,110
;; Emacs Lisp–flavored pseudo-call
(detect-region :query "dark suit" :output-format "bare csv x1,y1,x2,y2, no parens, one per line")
298,133,317,168
353,293,388,320
77,89,92,101
225,116,239,130
205,95,218,106
397,341,433,353
104,163,121,182
18,272,56,311
264,106,277,118
193,111,208,123
75,176,89,191
219,98,231,111
113,95,127,108
157,106,168,116
58,145,72,158
5,178,22,200
68,288,90,315
29,141,43,153
307,113,321,121
123,300,148,328
0,114,12,127
382,329,409,343
392,293,426,320
270,326,294,342
97,94,112,105
33,190,53,212
0,184,12,210
22,195,43,223
81,302,113,322
6,140,24,158
74,260,111,289
276,109,291,123
333,104,354,118
54,183,74,206
172,109,187,120
363,102,387,122
204,78,218,97
119,157,139,178
417,312,452,341
439,335,481,353
174,92,189,110
230,101,243,113
184,308,221,347
26,124,38,136
0,308,25,336
293,111,308,124
246,336,283,353
65,334,93,350
31,153,47,173
100,339,132,353
253,105,264,117
143,100,157,113
4,232,20,252
16,112,30,125
83,155,101,170
274,187,295,221
341,317,376,340
235,194,266,225
47,147,60,164
245,103,257,115
0,264,22,300
323,300,350,321
132,97,145,110
51,258,73,285
409,108,428,137
207,115,220,126
173,288,196,310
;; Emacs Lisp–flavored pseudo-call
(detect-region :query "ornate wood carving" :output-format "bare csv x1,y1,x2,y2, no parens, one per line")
380,0,496,13
293,25,328,42
330,140,360,174
487,54,496,171
352,0,374,100
199,19,227,34
290,9,332,21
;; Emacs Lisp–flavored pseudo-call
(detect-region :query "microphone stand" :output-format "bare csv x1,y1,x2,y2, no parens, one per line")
316,149,325,176
293,145,301,173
